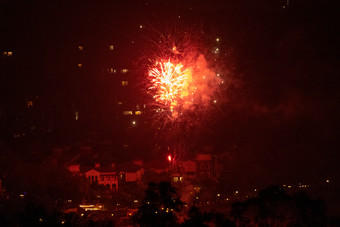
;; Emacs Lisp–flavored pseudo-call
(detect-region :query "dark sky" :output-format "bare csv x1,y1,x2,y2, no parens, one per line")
1,0,340,189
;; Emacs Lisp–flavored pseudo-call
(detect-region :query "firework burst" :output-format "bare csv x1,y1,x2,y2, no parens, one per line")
148,59,190,116
147,51,223,125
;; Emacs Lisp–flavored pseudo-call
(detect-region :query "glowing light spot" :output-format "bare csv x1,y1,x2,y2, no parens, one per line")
123,111,133,115
121,69,129,74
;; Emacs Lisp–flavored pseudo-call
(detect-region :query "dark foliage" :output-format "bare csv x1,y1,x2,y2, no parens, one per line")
231,185,327,227
133,181,183,226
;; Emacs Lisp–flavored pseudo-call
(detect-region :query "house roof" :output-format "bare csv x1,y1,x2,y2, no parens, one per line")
118,162,143,173
196,154,212,161
80,165,116,173
144,159,169,170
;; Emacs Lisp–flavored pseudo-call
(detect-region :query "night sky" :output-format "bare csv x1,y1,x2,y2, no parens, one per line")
1,0,340,203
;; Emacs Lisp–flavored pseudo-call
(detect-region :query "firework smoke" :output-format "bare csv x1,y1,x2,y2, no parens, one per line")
147,48,223,127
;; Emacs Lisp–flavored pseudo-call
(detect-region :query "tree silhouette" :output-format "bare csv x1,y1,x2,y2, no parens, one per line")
133,181,183,226
231,185,327,227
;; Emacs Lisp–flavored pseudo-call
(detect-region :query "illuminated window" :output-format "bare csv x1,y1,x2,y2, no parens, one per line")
108,68,117,74
173,177,178,182
77,63,83,69
75,112,79,120
123,111,133,115
135,111,142,115
78,45,83,51
139,25,143,29
121,69,129,74
109,45,114,50
122,81,128,86
27,101,33,108
118,101,123,105
3,51,12,56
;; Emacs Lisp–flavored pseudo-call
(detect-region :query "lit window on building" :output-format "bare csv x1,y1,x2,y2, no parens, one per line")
109,45,114,50
121,69,129,74
75,112,79,120
3,51,13,56
118,101,123,105
122,81,128,86
135,111,142,115
77,63,83,69
27,100,33,108
123,111,133,115
108,68,117,74
173,177,178,182
78,45,83,51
